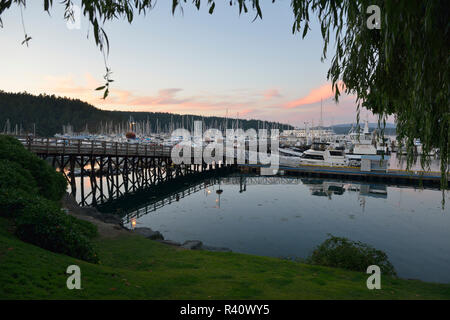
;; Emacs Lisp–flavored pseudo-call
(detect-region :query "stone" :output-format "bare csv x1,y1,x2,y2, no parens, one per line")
133,227,164,240
181,240,203,250
100,214,123,225
147,231,164,240
156,240,181,247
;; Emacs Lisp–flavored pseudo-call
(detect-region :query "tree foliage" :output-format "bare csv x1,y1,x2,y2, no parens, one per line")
0,135,99,262
0,91,290,136
0,0,448,187
0,135,67,201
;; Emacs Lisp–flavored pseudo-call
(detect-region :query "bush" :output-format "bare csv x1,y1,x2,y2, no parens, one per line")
0,135,67,201
307,235,397,276
0,135,98,263
0,188,43,218
15,198,99,263
0,160,39,194
67,215,99,239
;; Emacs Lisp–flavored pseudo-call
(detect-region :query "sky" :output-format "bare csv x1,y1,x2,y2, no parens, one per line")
0,0,391,127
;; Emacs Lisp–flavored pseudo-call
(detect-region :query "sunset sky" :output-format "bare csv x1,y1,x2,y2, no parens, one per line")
0,1,391,127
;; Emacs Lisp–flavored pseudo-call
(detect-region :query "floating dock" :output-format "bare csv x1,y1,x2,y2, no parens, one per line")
239,163,447,187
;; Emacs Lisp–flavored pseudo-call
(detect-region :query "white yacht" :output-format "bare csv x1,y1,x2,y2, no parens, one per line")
297,143,348,167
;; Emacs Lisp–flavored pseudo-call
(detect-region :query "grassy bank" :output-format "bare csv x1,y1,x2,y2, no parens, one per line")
1,218,450,299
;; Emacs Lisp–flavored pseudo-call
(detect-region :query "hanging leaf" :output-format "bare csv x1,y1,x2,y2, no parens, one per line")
208,2,215,14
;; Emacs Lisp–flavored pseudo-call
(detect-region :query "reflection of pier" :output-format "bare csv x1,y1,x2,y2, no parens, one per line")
112,173,442,226
220,176,302,185
221,176,302,193
119,175,305,224
121,178,217,224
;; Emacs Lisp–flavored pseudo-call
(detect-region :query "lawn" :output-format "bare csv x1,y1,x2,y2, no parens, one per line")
1,217,449,299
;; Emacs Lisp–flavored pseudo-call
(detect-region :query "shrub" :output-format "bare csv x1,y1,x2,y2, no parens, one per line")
67,215,99,239
307,235,397,276
15,197,99,263
0,135,67,201
0,188,43,218
0,160,38,194
0,136,98,263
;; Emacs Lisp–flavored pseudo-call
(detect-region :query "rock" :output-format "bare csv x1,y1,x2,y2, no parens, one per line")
82,207,100,217
181,240,203,250
132,227,153,237
156,240,181,247
72,204,123,225
202,245,232,253
100,214,123,225
133,227,164,240
147,231,164,240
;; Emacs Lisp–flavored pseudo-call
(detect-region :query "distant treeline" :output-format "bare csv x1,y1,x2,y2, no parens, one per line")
0,91,293,137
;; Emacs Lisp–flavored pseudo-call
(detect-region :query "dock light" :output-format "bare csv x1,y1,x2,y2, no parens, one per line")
131,218,137,229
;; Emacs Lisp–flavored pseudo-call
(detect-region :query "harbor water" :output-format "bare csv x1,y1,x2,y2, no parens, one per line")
99,174,450,284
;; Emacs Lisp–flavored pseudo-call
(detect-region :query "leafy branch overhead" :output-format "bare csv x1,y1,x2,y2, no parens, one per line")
0,0,448,192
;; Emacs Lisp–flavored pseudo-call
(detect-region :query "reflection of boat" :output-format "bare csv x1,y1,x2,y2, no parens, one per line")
360,184,388,198
311,190,329,197
301,178,387,199
346,183,387,199
302,179,346,198
327,184,345,195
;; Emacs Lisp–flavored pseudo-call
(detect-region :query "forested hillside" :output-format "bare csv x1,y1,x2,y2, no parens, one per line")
0,91,292,136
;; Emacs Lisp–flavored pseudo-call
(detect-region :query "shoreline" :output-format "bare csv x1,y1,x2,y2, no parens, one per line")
61,193,231,252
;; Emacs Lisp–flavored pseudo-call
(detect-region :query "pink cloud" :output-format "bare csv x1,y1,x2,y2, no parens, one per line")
262,89,281,100
37,73,391,126
284,82,344,109
39,73,261,117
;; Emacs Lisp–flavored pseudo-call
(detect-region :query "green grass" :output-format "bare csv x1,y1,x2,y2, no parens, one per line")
1,217,449,299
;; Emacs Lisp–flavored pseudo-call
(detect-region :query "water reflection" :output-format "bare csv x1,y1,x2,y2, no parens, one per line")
117,175,398,225
301,179,387,199
100,173,450,283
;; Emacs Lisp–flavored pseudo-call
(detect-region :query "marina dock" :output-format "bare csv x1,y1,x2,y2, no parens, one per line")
8,135,448,188
240,163,447,186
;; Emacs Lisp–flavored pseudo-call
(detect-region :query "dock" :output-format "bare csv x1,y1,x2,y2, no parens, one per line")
240,163,447,186
4,135,447,190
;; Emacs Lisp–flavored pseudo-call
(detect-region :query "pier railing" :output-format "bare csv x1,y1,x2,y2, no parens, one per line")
17,136,173,157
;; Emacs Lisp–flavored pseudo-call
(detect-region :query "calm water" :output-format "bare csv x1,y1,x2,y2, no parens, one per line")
115,175,450,283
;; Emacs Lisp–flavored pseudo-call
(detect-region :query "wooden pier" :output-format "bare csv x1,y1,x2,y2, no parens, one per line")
17,137,232,206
